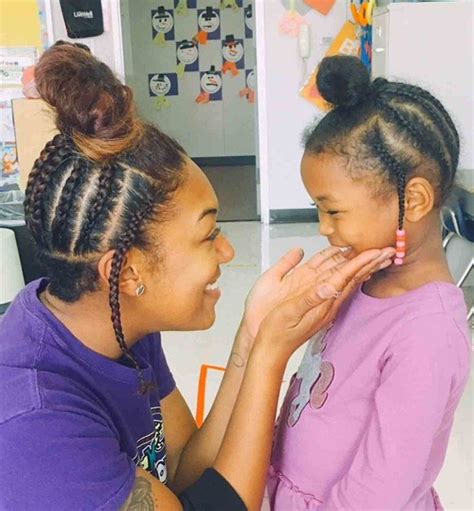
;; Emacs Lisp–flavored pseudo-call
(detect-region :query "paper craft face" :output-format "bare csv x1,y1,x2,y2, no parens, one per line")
198,10,220,32
152,11,174,33
247,69,256,89
201,71,222,94
223,41,243,62
150,74,171,96
245,5,253,31
177,41,199,64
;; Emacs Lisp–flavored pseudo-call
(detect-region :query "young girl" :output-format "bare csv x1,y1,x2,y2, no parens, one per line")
269,56,471,510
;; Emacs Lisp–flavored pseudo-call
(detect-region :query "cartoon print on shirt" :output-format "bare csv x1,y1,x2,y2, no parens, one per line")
287,327,335,427
133,406,168,483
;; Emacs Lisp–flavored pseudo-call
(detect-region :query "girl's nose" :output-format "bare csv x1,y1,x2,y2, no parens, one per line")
319,217,335,237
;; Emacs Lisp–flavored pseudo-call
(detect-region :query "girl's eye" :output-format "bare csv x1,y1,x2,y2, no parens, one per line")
327,211,339,216
207,227,221,241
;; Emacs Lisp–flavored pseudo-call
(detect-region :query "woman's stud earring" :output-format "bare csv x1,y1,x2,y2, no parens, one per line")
136,284,145,297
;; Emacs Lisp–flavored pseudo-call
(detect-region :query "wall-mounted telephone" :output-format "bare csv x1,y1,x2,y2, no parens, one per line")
298,23,311,83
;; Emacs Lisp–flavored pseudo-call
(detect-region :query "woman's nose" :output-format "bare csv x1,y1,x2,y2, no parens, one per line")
217,235,235,263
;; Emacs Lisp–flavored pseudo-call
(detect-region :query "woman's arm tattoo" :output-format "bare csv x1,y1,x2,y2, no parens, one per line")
120,476,155,511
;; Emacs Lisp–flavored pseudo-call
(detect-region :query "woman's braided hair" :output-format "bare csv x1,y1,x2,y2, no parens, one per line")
25,42,186,391
304,56,460,230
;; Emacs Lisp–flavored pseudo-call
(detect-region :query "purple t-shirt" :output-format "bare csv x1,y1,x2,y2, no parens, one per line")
0,279,176,510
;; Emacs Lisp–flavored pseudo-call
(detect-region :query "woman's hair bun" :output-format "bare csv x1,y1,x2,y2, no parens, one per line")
316,55,370,108
34,41,143,162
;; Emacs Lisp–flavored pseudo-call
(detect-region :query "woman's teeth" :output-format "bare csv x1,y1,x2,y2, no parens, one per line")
205,283,218,291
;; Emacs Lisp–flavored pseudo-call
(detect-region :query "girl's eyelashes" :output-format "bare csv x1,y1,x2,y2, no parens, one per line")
207,226,222,241
313,203,340,216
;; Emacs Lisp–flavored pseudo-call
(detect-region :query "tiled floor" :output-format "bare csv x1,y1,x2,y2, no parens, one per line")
162,221,473,511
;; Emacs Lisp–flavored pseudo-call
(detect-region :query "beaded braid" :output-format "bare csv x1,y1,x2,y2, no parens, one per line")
369,126,409,230
108,198,157,393
369,126,409,265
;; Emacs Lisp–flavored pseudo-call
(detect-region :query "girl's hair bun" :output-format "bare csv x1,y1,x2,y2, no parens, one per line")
34,41,143,162
316,55,370,108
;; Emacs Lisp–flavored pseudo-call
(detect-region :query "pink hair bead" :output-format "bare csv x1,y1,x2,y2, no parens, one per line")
394,257,404,265
396,229,406,236
396,241,406,248
396,251,405,258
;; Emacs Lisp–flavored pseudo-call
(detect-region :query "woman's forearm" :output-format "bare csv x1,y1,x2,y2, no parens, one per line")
172,323,255,492
214,342,286,511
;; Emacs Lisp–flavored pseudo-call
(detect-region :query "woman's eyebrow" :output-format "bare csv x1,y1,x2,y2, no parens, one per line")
198,208,218,221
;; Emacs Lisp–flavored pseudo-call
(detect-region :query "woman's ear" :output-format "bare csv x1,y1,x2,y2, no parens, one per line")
97,248,144,297
404,177,436,222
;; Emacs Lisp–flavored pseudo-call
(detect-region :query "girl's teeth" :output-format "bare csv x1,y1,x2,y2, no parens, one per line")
206,283,218,291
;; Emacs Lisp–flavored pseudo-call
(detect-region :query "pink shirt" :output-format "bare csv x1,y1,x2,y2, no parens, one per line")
269,282,470,510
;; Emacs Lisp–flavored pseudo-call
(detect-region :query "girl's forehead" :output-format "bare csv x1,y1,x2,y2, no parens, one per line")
301,152,374,203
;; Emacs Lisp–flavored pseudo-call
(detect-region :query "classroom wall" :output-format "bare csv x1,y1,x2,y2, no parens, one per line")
47,0,124,79
255,0,349,222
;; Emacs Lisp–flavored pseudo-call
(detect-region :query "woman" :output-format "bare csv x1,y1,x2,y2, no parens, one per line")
0,43,395,510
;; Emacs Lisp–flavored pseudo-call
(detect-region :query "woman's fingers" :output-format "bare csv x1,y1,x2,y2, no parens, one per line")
305,246,347,272
270,247,305,280
319,247,396,286
317,249,384,297
351,247,396,283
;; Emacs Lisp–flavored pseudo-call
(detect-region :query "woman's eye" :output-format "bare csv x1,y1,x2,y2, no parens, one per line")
207,227,221,241
327,211,339,216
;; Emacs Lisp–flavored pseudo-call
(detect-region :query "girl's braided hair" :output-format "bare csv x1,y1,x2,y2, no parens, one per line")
304,56,459,230
25,42,187,391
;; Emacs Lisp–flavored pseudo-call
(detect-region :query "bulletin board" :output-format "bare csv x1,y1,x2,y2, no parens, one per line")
122,0,256,158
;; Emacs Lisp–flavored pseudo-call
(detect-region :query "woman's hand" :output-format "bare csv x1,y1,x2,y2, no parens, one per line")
253,248,393,365
242,245,395,339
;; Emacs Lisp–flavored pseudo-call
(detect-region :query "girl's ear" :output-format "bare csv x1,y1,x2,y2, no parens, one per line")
404,177,435,222
97,248,144,297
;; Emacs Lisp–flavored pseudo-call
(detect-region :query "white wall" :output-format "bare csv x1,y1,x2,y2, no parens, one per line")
45,0,124,80
255,0,349,222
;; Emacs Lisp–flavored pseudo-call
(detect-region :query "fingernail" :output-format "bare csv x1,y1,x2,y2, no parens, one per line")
339,246,352,253
374,252,392,264
317,283,337,299
379,259,392,270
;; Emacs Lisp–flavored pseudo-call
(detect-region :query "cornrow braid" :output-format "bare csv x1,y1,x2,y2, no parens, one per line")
368,125,409,230
108,198,157,393
376,99,453,193
380,85,459,172
24,134,73,242
50,156,90,252
74,163,119,254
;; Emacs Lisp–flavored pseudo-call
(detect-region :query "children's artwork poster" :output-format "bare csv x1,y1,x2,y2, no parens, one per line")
152,7,175,45
149,73,179,110
0,47,38,190
196,66,223,103
239,68,256,103
244,4,253,37
176,39,200,76
196,8,221,44
222,35,245,76
130,1,256,157
174,0,198,10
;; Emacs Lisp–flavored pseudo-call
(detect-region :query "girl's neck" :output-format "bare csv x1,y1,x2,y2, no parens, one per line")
363,222,453,299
